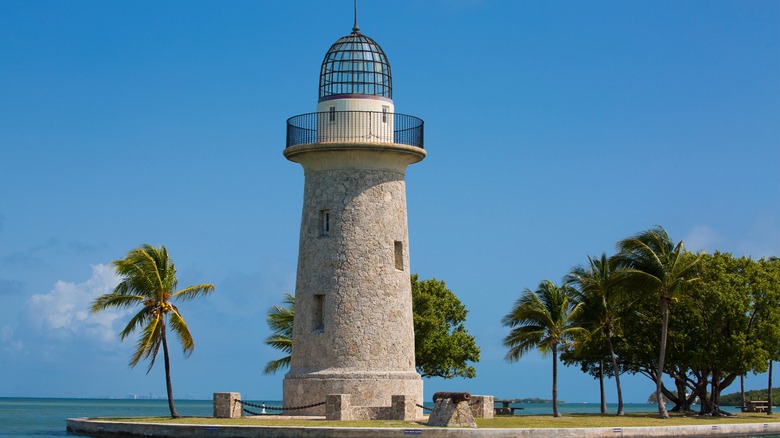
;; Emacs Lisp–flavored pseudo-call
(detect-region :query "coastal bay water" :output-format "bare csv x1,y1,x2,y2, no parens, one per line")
0,397,754,437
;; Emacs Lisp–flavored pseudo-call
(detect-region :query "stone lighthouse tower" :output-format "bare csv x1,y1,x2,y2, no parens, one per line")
282,14,425,417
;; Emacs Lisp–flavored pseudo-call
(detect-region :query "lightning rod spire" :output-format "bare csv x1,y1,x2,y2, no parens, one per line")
352,0,360,33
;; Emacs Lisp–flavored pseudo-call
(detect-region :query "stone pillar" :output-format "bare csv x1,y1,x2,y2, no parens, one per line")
213,392,241,418
391,395,419,420
469,395,494,419
325,394,352,421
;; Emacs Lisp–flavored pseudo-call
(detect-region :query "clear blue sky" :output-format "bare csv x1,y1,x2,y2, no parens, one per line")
1,0,778,404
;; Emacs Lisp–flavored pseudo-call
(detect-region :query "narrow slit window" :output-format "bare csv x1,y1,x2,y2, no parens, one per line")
320,209,330,237
382,106,388,123
328,106,336,122
314,294,324,332
394,241,404,270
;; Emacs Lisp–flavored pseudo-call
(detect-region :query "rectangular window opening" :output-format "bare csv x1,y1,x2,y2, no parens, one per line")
394,241,404,271
320,209,330,237
314,294,325,332
382,106,389,123
328,106,336,122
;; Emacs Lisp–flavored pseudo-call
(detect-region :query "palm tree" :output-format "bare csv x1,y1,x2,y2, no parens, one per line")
502,279,586,417
263,292,295,375
613,226,701,419
567,252,626,416
91,244,214,418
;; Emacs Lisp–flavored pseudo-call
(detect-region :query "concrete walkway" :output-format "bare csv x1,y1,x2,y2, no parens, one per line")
67,417,780,437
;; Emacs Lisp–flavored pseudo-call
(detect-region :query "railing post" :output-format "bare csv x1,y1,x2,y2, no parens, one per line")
325,394,352,421
213,392,242,418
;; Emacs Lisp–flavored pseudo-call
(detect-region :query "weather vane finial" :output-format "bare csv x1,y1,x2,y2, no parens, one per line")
352,0,360,33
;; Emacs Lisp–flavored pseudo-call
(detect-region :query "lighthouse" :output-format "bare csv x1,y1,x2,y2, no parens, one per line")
282,13,425,417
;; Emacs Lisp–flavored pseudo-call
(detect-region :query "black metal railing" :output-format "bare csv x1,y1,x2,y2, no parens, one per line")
286,111,424,149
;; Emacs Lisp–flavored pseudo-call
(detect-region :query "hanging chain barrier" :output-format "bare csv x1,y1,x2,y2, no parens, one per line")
237,397,478,415
236,399,326,415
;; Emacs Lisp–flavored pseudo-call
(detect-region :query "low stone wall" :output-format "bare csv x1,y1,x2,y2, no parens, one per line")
325,394,418,420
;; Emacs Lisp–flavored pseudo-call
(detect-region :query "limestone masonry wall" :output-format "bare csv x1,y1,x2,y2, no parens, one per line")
283,159,423,415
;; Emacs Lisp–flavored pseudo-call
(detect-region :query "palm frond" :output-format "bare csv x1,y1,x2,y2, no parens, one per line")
263,356,291,375
263,293,295,374
172,284,215,302
169,307,194,357
119,306,154,340
263,334,292,353
502,279,583,363
266,293,295,335
91,293,144,313
129,313,162,369
145,330,162,374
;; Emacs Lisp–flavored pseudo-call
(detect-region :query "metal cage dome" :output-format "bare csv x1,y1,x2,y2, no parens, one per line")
319,29,392,101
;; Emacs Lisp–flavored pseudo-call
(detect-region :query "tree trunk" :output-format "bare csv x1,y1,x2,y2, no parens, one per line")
709,369,721,416
768,360,773,416
656,297,670,418
552,345,561,417
694,375,711,415
740,374,746,412
674,376,689,412
161,319,181,418
606,332,624,416
599,360,607,414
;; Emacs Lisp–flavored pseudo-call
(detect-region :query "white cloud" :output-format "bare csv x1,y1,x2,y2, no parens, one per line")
17,264,125,349
683,225,722,253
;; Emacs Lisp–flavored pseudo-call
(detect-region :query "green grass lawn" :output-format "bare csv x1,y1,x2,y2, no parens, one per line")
91,412,780,429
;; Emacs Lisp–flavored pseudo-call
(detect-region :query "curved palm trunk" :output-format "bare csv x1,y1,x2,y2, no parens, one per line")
161,320,181,418
599,360,607,414
656,298,670,419
552,345,561,417
606,331,624,416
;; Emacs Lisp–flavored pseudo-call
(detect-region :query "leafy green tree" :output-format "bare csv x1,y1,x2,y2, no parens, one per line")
502,280,586,417
262,292,294,375
614,226,702,418
567,253,626,416
680,252,770,415
91,244,215,418
411,274,480,379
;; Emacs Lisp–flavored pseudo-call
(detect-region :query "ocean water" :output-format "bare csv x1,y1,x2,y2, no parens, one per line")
0,397,759,437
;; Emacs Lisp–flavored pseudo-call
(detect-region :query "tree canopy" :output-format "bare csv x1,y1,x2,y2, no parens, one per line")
411,274,480,379
502,279,586,417
517,226,780,418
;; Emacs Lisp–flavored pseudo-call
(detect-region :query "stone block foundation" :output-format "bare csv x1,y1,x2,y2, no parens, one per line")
213,392,241,418
284,371,422,416
325,394,419,421
469,395,494,419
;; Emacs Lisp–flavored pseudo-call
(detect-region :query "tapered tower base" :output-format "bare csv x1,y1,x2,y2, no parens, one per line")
284,370,422,416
